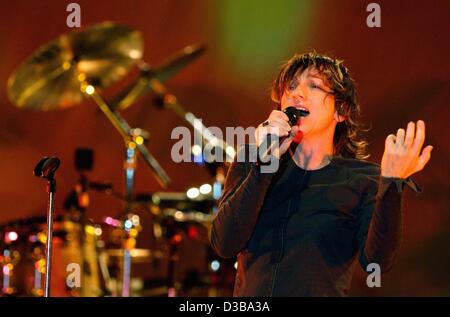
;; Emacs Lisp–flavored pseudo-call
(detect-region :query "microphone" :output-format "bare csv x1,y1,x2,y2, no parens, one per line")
284,106,308,126
259,106,308,163
34,157,61,180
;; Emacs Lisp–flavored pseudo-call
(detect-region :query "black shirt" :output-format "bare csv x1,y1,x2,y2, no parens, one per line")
210,145,421,296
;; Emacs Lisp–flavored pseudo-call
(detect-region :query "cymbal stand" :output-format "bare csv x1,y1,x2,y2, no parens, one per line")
79,81,170,297
112,63,235,163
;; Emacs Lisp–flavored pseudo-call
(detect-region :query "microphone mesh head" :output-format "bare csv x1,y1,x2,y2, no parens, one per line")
284,107,300,126
284,106,309,126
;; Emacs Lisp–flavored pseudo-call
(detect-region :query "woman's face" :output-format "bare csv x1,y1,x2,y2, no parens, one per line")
280,67,341,138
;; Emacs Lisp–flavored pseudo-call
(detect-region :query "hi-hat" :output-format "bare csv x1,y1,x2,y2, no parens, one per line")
7,22,143,111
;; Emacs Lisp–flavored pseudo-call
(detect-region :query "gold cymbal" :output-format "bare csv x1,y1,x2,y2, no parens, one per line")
7,22,143,111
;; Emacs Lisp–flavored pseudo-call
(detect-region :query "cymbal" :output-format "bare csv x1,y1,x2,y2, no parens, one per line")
152,43,206,83
7,22,143,111
111,43,206,110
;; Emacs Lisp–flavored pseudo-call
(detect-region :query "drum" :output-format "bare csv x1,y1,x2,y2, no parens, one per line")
0,216,106,297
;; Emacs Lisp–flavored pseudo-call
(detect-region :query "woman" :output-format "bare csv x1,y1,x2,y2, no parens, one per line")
210,52,433,296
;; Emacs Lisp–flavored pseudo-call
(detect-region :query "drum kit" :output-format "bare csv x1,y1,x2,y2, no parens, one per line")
1,22,234,297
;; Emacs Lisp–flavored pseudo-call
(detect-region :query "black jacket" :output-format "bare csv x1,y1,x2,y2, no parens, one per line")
210,145,420,296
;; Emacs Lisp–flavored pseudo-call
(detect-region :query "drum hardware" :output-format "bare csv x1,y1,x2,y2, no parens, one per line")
110,59,235,164
78,84,169,296
104,41,233,165
5,21,234,297
109,43,206,110
101,213,143,296
7,22,144,111
8,23,170,297
0,231,21,296
62,148,117,297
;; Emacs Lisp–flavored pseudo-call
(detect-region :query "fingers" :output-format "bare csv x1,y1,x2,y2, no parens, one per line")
417,145,433,171
274,110,290,122
395,128,405,146
383,120,431,178
385,134,396,148
269,110,291,130
412,120,426,154
258,110,292,141
268,110,289,122
269,117,291,134
391,120,425,151
404,121,415,147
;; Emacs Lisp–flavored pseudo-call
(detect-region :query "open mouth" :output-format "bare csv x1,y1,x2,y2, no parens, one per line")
285,106,309,125
297,106,310,117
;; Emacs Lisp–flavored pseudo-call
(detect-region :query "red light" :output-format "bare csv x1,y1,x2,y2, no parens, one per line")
187,227,198,239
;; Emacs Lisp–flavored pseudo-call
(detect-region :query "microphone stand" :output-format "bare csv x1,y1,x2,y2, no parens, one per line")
43,177,56,298
34,157,60,297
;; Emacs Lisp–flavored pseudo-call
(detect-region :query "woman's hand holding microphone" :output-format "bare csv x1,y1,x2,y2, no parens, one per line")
255,109,302,160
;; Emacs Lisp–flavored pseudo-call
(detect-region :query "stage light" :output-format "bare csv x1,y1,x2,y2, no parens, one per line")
129,49,142,59
187,187,200,199
213,182,222,200
5,231,18,243
131,215,140,225
85,225,95,235
77,73,86,82
85,85,95,95
124,220,133,230
105,217,113,225
174,211,184,221
135,136,144,145
3,265,10,275
200,183,212,194
210,260,220,272
191,145,202,156
94,227,102,236
62,61,71,70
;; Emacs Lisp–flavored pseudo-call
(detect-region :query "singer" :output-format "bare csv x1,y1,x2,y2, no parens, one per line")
209,52,433,296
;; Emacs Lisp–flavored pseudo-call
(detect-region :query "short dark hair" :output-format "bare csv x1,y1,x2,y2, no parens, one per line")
271,52,369,159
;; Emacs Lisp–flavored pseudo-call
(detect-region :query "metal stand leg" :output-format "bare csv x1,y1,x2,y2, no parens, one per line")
122,249,131,297
44,179,56,297
122,141,136,297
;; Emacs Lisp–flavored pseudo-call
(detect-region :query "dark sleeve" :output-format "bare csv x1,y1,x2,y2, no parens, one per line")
356,175,422,273
209,148,275,258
